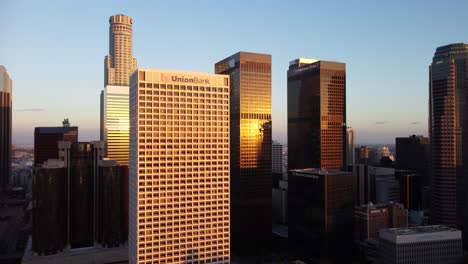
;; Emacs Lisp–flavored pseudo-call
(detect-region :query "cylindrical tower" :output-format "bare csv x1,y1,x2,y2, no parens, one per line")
104,14,137,86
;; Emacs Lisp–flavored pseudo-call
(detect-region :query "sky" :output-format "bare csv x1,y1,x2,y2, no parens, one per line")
1,0,467,145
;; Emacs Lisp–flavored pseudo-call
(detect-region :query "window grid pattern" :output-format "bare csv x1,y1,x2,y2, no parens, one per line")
130,69,230,264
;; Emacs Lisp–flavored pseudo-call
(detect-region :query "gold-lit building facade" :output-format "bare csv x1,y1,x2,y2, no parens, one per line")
129,69,230,264
215,52,272,255
101,85,130,165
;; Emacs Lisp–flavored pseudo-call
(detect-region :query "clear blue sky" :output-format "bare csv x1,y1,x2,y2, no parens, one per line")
1,0,467,145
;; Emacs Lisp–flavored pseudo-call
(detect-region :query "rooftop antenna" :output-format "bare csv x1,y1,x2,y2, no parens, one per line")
62,118,70,127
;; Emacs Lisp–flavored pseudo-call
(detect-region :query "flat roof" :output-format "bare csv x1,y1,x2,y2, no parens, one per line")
35,127,77,134
380,225,461,244
289,168,351,176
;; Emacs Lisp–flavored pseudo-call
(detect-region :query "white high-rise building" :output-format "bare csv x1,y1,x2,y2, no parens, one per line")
272,141,283,175
129,69,230,264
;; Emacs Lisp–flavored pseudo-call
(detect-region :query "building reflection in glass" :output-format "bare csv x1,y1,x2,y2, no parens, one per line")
215,52,272,256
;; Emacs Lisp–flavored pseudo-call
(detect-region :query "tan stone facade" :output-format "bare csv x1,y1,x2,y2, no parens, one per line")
104,14,137,86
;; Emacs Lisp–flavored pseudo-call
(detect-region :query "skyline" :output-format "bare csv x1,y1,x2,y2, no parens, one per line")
2,0,468,145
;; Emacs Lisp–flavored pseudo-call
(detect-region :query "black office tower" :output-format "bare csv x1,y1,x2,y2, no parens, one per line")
0,66,12,191
429,43,468,247
32,162,67,255
287,58,346,171
215,52,272,256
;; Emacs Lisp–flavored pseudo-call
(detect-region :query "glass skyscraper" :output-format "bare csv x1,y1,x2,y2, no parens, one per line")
101,86,130,165
287,58,346,171
429,43,468,246
215,52,272,256
0,65,12,191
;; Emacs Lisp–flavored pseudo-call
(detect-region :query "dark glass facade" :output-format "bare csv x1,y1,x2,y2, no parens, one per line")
34,126,78,166
32,166,67,255
0,66,12,191
429,43,468,246
215,52,272,255
288,169,354,262
395,135,430,186
96,161,128,247
287,59,346,171
69,142,95,248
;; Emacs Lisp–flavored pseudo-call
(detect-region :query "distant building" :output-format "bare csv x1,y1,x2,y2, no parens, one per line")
287,58,346,171
379,225,463,264
272,141,283,187
356,146,375,165
354,164,373,205
355,202,408,263
355,202,408,243
429,44,468,242
373,167,399,203
272,141,283,174
34,124,78,166
395,135,430,186
0,66,12,191
346,127,354,165
216,52,272,256
289,168,354,261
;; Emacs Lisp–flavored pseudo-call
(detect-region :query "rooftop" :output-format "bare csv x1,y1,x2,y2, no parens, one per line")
380,225,461,244
289,168,351,177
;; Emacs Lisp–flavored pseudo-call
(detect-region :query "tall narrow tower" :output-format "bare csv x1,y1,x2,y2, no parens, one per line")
0,66,12,191
215,52,272,256
429,43,468,246
104,14,137,87
101,14,136,165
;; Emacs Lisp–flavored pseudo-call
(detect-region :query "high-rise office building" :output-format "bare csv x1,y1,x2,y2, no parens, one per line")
396,135,430,186
379,225,463,264
104,14,137,87
101,14,136,165
34,123,78,166
215,52,272,255
429,43,468,241
0,66,12,191
287,58,346,171
346,127,354,166
272,141,283,175
101,85,130,165
288,168,354,261
129,69,230,264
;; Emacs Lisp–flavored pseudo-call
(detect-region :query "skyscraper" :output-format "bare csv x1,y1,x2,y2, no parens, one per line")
101,86,130,165
287,58,346,171
215,52,272,256
289,168,354,261
129,69,230,264
101,14,136,165
34,123,78,166
0,66,12,191
429,43,468,242
395,135,430,186
104,14,137,87
346,127,354,166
